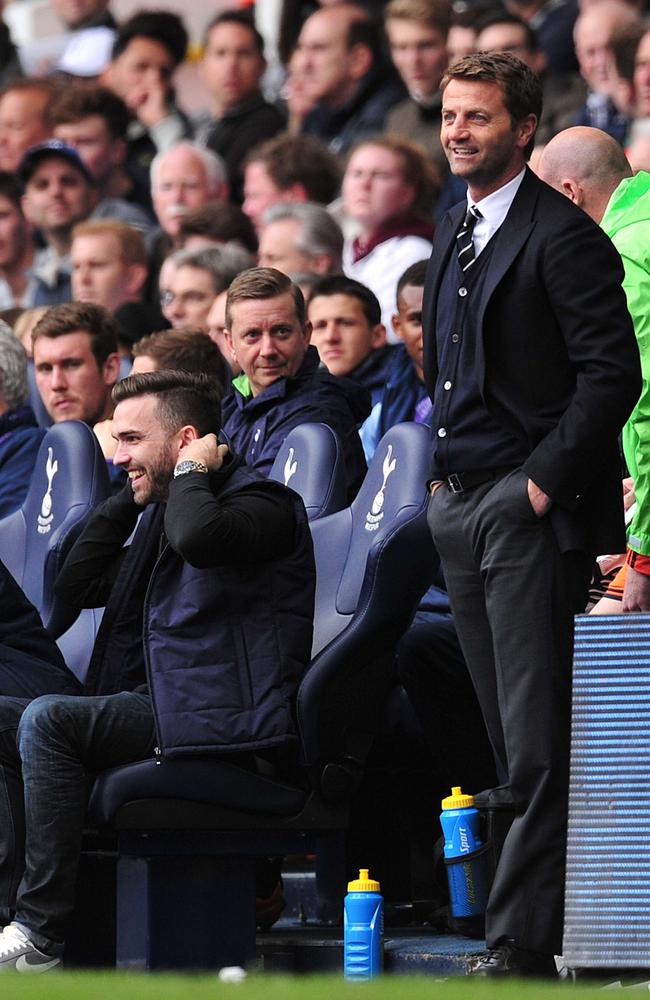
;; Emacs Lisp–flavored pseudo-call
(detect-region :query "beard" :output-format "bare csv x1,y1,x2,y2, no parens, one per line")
131,443,176,506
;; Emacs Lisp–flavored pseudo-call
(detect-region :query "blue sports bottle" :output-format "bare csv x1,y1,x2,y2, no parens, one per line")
440,786,489,918
343,868,383,979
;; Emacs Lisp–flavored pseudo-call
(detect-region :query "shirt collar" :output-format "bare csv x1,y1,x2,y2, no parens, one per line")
468,168,526,255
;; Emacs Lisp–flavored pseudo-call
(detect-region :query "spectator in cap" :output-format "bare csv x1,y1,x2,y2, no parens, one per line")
20,140,97,306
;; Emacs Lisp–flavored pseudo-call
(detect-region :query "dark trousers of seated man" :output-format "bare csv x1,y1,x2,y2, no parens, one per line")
428,469,591,957
0,692,155,956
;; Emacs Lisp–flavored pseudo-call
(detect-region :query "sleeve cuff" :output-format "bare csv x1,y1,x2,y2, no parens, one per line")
626,549,650,576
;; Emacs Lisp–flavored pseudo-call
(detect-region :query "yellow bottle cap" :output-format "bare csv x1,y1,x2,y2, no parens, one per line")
441,785,475,810
347,868,381,892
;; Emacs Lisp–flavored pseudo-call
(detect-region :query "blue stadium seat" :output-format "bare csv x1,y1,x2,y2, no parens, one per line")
0,420,110,638
268,422,347,520
26,359,52,429
87,421,436,971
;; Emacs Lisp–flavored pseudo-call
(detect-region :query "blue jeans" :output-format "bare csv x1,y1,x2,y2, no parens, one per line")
0,692,156,956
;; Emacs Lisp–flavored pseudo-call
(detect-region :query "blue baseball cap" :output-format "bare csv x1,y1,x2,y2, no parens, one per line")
19,140,95,187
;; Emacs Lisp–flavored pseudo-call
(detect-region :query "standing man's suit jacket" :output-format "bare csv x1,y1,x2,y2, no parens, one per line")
422,167,641,557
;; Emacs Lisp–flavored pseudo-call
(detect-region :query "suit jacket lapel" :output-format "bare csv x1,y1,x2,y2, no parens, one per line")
477,168,538,324
423,200,465,397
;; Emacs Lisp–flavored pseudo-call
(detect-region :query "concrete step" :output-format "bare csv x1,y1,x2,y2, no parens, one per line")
257,924,484,975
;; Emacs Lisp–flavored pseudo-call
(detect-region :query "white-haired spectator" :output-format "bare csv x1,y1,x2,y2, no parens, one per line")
0,323,45,517
161,243,254,330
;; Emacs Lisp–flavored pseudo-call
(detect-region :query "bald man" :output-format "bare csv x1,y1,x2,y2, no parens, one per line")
573,0,641,143
538,126,648,611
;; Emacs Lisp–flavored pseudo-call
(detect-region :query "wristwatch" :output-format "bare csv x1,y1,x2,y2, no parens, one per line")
173,460,208,478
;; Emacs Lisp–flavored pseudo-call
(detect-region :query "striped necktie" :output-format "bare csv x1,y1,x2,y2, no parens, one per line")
457,205,482,272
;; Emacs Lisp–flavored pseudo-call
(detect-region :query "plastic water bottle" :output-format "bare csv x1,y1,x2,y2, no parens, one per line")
343,868,383,979
440,786,488,919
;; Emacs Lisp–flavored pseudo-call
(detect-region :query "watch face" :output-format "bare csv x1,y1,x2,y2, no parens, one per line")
174,460,207,477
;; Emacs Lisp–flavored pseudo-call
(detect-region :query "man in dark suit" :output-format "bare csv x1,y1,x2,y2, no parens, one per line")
423,52,641,976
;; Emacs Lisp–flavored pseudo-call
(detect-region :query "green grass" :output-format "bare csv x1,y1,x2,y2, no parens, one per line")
0,971,639,1000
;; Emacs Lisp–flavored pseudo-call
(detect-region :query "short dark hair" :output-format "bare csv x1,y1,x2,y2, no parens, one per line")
112,369,222,438
612,19,647,83
112,11,188,68
244,134,342,205
308,274,381,327
442,51,542,158
179,201,258,254
203,11,265,55
475,10,538,52
48,85,132,140
347,15,382,60
31,302,118,366
396,259,427,305
0,172,24,212
226,267,305,328
132,327,228,388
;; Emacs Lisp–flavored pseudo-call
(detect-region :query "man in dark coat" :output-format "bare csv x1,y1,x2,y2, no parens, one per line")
423,52,641,976
0,369,315,971
222,267,370,501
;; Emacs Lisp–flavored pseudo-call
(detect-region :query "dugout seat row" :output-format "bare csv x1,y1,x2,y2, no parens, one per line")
0,416,435,970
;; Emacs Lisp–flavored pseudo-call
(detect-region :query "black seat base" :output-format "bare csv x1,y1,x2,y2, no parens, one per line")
112,828,346,970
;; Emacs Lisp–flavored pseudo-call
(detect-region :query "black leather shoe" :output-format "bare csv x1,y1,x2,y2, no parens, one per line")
470,940,557,978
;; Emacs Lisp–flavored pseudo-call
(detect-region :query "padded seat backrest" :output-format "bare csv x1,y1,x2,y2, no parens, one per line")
268,423,347,520
299,422,436,794
0,420,110,636
309,421,432,656
27,359,52,429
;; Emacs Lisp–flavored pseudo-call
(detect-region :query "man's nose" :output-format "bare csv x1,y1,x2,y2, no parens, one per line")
113,441,128,467
259,332,277,355
168,302,185,323
446,118,469,140
50,365,67,388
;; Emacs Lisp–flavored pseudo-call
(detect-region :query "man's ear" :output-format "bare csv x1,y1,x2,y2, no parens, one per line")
125,263,148,299
303,319,312,346
103,352,121,386
110,137,127,169
371,322,387,348
561,178,583,205
517,113,538,151
177,424,199,449
223,329,239,363
21,193,34,226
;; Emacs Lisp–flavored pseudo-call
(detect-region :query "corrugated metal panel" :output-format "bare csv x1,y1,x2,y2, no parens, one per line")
563,614,650,968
